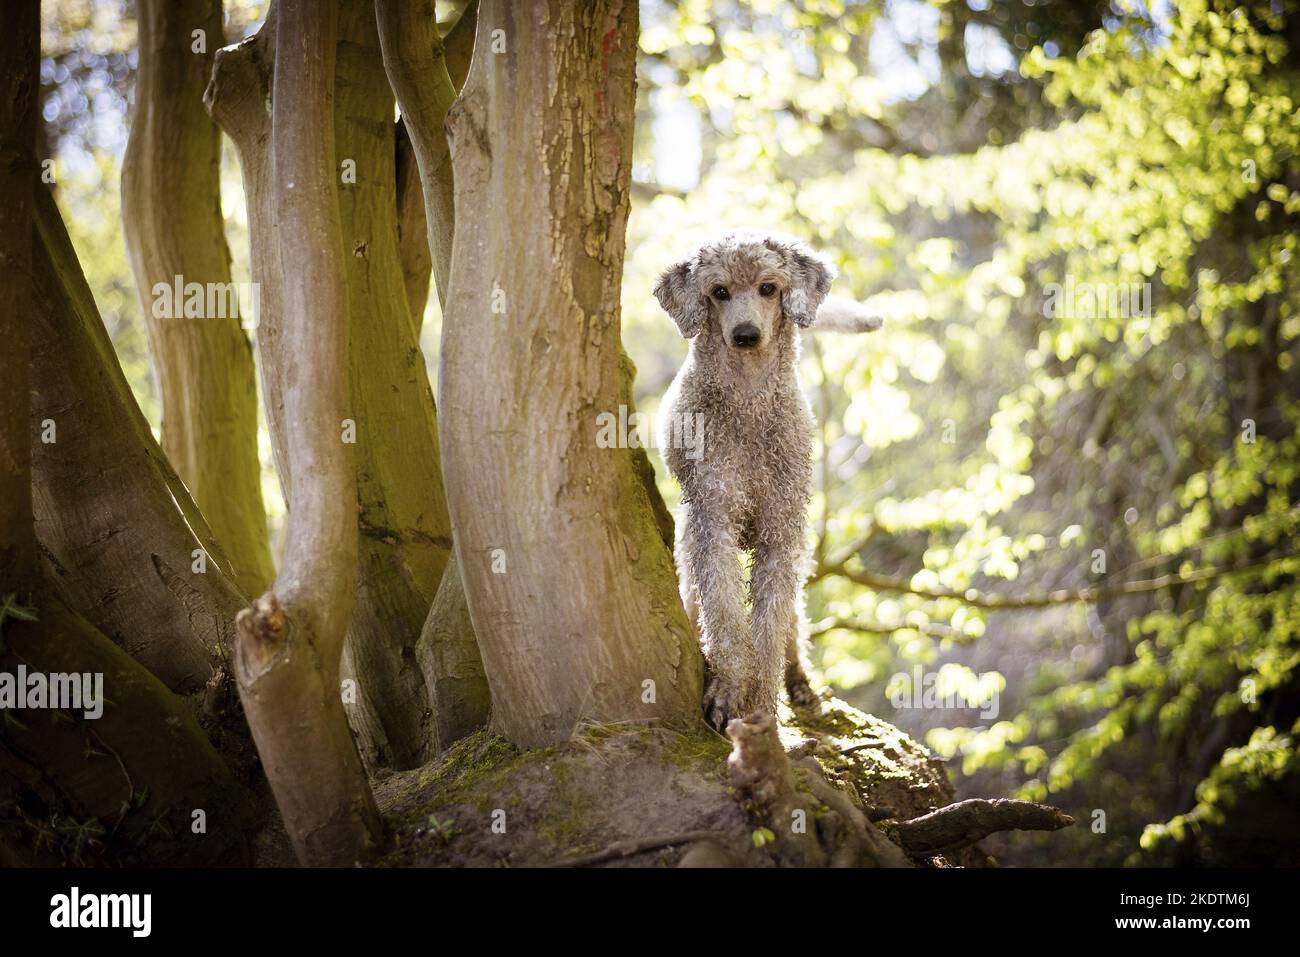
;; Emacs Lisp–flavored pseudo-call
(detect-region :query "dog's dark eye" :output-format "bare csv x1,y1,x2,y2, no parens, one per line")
759,282,777,297
712,286,730,301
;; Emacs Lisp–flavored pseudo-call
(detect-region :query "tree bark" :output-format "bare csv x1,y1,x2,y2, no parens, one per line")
211,1,457,771
375,0,459,304
0,0,37,589
440,0,703,748
413,563,489,750
122,0,273,596
232,0,381,866
3,14,257,866
377,0,490,753
395,119,432,326
332,0,456,769
32,186,246,694
205,15,285,480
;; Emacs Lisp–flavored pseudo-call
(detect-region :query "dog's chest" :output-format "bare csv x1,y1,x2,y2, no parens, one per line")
689,389,812,501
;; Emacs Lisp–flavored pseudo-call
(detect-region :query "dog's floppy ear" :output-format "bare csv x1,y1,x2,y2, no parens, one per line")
770,239,836,328
654,259,706,339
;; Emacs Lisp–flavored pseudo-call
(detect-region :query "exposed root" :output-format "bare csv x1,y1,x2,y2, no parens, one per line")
726,708,1073,867
794,758,910,868
727,711,911,866
727,711,827,866
892,798,1075,855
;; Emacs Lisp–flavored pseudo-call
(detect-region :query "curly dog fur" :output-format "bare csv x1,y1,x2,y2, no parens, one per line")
653,231,881,730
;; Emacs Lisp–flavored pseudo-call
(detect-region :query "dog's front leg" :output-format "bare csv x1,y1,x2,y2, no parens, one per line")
681,506,755,730
749,534,808,716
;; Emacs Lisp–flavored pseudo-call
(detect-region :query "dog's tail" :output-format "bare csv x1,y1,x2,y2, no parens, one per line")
806,295,884,334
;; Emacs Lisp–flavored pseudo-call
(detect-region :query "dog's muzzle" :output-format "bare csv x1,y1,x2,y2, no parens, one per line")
731,323,760,349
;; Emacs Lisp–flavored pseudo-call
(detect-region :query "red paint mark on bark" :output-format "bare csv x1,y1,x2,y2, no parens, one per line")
596,22,619,118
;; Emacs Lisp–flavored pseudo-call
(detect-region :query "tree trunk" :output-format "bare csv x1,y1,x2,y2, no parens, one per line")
331,0,456,770
440,0,703,748
0,0,37,590
122,0,273,596
376,0,490,753
391,0,475,323
204,16,286,479
395,119,432,326
210,1,457,770
32,186,247,695
31,182,268,811
2,4,256,868
232,0,381,866
375,0,459,304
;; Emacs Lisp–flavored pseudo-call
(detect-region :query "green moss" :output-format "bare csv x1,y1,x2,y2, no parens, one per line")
423,730,517,794
780,697,950,804
389,730,529,824
532,763,598,854
658,726,731,778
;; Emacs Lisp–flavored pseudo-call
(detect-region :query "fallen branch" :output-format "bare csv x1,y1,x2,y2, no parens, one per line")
892,798,1074,855
548,830,726,868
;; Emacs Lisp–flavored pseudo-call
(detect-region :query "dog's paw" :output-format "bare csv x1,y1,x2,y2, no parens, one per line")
703,673,748,732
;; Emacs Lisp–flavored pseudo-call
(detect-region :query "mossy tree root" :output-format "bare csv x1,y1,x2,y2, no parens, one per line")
726,712,1073,868
728,712,834,866
891,798,1076,856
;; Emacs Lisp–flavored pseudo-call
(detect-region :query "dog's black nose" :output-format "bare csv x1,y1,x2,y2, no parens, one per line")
732,323,760,348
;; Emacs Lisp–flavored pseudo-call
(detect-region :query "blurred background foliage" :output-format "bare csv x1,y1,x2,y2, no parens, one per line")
43,0,1300,865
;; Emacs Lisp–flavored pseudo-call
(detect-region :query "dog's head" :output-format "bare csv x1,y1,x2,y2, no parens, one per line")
653,231,835,352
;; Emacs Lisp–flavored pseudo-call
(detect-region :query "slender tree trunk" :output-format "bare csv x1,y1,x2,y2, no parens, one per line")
232,0,381,866
375,0,458,303
391,0,476,316
395,120,432,326
210,1,458,770
441,0,703,748
331,0,455,770
377,0,490,753
205,15,286,481
122,0,273,596
0,0,37,590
